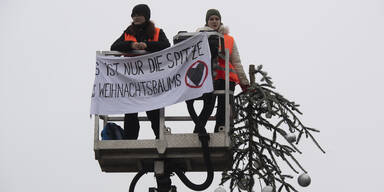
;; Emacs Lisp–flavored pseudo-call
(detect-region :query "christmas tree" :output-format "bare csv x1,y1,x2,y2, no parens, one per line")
220,65,325,192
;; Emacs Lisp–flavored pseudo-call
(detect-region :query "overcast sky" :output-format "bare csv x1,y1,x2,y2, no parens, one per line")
1,0,384,191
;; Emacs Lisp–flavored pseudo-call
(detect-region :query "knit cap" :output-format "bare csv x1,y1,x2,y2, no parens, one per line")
205,9,221,24
131,4,151,21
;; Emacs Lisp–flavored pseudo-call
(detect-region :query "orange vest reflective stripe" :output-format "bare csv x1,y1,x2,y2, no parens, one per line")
124,27,161,42
216,34,239,84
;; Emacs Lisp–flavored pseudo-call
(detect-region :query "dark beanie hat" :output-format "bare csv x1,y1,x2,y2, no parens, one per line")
205,9,221,24
131,4,151,21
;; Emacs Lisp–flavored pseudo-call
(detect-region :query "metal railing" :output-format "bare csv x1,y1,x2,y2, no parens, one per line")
94,47,232,143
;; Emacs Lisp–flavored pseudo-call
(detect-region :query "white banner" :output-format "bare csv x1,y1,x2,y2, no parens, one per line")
90,33,213,115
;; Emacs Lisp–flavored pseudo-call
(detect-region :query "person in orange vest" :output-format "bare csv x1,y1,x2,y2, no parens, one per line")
197,9,250,132
110,4,170,139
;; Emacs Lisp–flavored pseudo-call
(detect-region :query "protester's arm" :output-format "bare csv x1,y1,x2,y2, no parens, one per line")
231,41,250,87
110,32,134,52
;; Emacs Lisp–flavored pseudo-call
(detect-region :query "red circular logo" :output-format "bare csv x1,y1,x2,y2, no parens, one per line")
185,60,209,88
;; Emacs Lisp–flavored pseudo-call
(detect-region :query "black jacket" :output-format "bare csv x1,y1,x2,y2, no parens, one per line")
110,23,170,53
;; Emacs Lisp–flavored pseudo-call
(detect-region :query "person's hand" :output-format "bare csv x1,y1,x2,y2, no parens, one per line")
137,42,147,50
240,84,250,92
131,42,140,50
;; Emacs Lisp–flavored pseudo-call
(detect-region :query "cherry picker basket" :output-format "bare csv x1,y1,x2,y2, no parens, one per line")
94,31,233,174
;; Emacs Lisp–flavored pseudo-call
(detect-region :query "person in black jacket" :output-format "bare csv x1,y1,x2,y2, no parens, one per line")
110,4,170,140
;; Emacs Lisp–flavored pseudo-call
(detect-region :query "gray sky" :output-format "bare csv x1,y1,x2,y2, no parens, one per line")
1,0,384,191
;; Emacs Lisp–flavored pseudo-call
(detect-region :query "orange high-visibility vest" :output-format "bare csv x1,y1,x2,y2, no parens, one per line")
216,34,239,84
124,27,161,42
